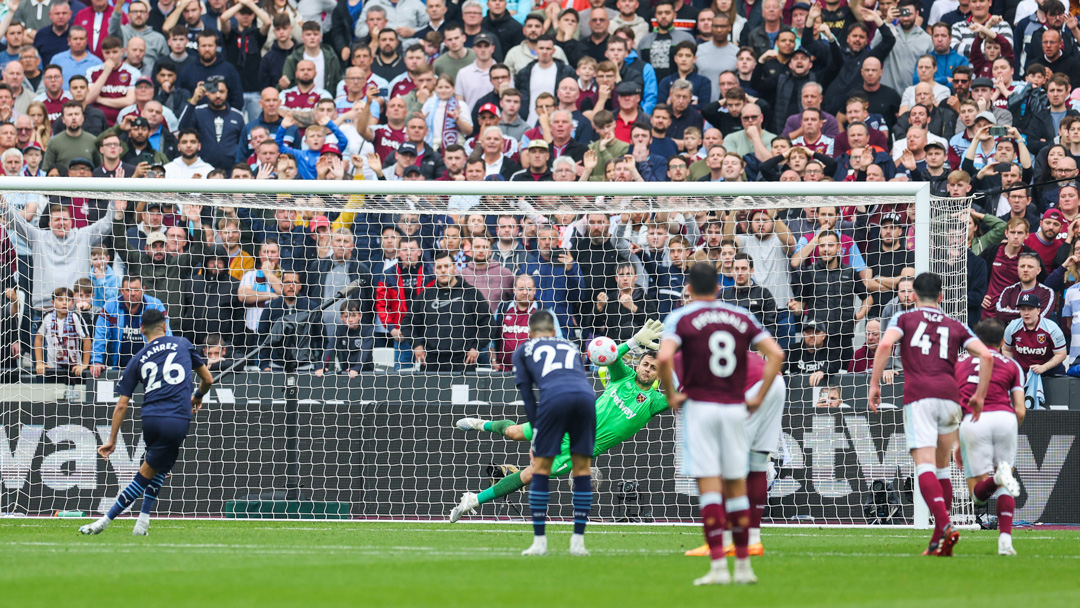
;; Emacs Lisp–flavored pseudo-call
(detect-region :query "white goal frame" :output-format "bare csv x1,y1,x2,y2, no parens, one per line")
0,178,953,528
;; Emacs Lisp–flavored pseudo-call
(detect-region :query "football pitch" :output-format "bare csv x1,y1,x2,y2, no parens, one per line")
3,521,1079,608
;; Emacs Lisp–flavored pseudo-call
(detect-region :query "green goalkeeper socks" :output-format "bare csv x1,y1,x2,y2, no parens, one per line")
482,420,515,436
477,471,526,505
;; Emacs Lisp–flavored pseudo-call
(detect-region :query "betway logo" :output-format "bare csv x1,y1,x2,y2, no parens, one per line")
1014,346,1048,355
1,425,145,492
611,392,637,419
767,415,1074,520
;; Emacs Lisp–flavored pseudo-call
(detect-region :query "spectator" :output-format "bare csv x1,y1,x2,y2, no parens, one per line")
237,240,285,346
790,230,871,358
995,252,1056,324
308,227,374,349
178,30,245,110
111,201,199,333
93,131,137,178
848,317,898,379
520,224,584,331
400,249,491,373
980,218,1036,321
459,235,514,313
1004,293,1067,378
90,274,170,376
33,2,74,67
200,333,235,373
316,298,373,376
720,251,778,336
879,0,932,94
163,129,214,179
34,286,91,383
52,28,103,88
110,1,168,64
815,385,847,408
178,75,246,170
185,246,243,345
785,317,839,386
282,20,343,95
44,101,101,172
880,275,917,321
492,273,554,370
255,269,316,369
584,261,655,342
3,199,113,312
88,245,121,309
823,11,894,115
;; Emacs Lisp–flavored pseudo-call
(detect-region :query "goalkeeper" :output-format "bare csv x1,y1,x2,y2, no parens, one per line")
449,320,670,522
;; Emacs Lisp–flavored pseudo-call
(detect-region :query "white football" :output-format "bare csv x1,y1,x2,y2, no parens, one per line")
588,336,619,366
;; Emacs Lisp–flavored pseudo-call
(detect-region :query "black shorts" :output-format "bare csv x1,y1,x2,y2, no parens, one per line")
532,391,596,459
141,416,191,472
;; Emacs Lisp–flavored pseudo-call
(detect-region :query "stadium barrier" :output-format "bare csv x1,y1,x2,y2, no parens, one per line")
4,373,1077,524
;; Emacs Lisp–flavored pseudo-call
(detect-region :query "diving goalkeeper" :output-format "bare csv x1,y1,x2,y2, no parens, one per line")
449,320,670,522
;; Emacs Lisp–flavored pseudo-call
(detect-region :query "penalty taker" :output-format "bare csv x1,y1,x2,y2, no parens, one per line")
451,321,669,521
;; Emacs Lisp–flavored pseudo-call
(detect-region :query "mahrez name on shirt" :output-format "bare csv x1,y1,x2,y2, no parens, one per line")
138,340,178,364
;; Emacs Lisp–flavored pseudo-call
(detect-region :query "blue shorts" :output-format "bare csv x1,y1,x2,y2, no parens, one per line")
532,392,596,459
141,416,190,472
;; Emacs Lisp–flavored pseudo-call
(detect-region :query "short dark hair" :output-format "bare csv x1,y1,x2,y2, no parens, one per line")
178,128,200,142
688,262,718,296
142,308,167,331
528,309,556,333
973,318,1005,347
733,252,753,266
912,272,943,301
301,20,321,33
432,249,454,262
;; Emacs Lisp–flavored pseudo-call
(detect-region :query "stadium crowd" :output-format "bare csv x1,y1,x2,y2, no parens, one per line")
0,0,1078,400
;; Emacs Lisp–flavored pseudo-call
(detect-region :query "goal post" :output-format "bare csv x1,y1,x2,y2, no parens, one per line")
0,177,981,526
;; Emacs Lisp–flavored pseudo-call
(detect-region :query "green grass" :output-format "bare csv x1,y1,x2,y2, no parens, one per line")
3,520,1079,608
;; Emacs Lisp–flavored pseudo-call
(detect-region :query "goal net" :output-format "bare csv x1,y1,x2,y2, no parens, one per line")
0,178,982,526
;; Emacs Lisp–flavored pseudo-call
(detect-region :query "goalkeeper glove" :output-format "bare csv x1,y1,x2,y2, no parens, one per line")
628,319,664,352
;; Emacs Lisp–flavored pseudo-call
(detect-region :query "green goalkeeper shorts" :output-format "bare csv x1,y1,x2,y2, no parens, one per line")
521,422,573,478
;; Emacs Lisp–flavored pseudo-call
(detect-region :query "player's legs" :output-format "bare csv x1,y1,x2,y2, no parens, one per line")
455,418,527,441
719,408,755,584
906,400,956,555
523,455,554,556
744,378,784,554
81,417,187,536
935,429,956,515
683,401,730,583
569,453,593,557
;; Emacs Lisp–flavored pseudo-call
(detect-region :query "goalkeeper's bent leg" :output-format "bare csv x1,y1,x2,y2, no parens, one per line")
476,469,528,505
482,420,518,438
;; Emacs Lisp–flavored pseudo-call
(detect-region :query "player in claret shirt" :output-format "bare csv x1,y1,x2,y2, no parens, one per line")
1003,293,1067,378
954,319,1024,556
869,272,995,557
658,263,784,586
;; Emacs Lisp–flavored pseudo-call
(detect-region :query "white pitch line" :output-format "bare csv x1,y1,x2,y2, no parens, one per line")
6,541,1077,560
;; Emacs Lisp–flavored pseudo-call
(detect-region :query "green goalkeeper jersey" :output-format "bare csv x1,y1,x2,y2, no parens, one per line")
591,343,670,455
523,343,669,459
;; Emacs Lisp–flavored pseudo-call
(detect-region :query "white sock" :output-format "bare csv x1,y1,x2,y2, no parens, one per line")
571,533,585,543
1000,532,1012,543
137,512,150,525
749,528,761,545
722,529,733,546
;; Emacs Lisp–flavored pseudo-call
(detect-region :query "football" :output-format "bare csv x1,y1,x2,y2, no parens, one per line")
588,336,619,366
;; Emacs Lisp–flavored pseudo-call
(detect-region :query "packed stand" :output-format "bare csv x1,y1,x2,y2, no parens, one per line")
0,0,1078,404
